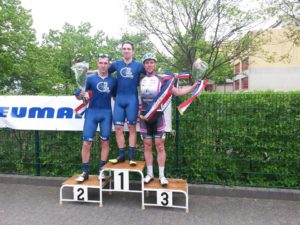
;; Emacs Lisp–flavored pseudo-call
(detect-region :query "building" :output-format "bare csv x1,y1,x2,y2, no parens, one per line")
232,28,300,91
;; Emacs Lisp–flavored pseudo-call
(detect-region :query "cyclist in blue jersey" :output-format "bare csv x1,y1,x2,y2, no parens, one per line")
140,53,199,186
108,40,145,166
75,54,117,182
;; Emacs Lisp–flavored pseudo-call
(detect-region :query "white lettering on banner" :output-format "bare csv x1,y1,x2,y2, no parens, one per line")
0,96,172,131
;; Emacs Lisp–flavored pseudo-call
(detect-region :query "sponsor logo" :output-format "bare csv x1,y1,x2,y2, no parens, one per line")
0,106,81,119
120,67,134,79
97,82,110,93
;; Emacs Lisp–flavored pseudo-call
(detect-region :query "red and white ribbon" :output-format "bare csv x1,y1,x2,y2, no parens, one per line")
140,72,190,121
74,91,93,117
177,80,207,115
140,78,175,121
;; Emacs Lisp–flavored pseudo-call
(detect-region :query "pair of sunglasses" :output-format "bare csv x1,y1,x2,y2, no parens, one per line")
98,53,109,58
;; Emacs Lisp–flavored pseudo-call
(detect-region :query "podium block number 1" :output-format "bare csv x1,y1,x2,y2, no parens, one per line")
157,190,173,206
114,171,129,191
73,186,88,201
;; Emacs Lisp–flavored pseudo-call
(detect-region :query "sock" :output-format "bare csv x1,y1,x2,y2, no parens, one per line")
99,160,107,171
82,163,89,174
129,147,135,160
159,166,165,179
147,165,153,177
119,148,125,158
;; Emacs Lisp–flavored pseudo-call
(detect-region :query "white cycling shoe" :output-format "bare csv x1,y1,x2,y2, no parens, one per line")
144,175,154,184
98,172,106,181
159,176,169,186
75,172,89,182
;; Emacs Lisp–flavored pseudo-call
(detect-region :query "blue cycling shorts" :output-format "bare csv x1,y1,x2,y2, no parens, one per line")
83,108,112,141
113,95,138,126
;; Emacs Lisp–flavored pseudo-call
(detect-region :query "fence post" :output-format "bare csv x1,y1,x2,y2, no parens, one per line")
34,130,41,176
175,97,180,172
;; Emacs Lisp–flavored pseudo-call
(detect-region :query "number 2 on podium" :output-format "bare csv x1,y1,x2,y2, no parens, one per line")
114,171,129,191
73,186,88,201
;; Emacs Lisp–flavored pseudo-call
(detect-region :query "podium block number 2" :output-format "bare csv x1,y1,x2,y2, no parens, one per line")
114,171,129,191
157,190,173,206
73,186,88,201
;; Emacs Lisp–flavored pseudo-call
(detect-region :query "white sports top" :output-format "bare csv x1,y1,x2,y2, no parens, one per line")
140,73,164,111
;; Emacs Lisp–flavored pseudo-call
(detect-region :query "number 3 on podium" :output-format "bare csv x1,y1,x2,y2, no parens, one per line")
114,171,129,191
157,190,173,206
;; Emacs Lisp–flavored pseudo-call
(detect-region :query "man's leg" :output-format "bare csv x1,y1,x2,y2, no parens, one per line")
143,138,154,183
76,141,92,182
82,141,93,165
98,140,109,180
155,138,168,186
110,100,126,164
115,125,125,149
100,140,109,162
128,124,137,165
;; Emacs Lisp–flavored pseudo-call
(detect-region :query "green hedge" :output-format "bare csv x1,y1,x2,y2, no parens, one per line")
0,92,299,189
175,92,300,188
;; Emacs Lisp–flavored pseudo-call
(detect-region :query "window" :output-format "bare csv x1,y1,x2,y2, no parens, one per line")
205,84,214,92
234,80,240,90
241,77,248,89
234,62,240,75
242,57,249,71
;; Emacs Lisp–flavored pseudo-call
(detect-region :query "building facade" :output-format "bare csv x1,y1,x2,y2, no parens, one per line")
233,28,300,91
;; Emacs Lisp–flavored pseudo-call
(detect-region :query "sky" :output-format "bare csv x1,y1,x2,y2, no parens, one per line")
21,0,131,41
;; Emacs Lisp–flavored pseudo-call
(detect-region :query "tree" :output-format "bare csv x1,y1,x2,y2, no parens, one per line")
126,0,268,81
41,22,108,94
41,24,156,94
264,0,300,46
0,0,37,94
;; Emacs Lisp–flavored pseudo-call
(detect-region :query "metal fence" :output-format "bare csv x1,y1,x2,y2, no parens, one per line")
0,93,299,189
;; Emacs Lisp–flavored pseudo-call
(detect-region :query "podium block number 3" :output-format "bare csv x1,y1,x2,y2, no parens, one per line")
114,171,129,191
73,186,88,201
157,190,173,206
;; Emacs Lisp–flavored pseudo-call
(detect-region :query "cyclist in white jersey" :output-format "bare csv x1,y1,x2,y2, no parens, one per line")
140,53,199,186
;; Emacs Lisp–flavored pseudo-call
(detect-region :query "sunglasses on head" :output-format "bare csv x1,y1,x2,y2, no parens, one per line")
98,53,109,58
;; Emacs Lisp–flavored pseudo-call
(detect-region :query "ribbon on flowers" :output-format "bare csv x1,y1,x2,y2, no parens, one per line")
74,91,93,117
177,80,207,115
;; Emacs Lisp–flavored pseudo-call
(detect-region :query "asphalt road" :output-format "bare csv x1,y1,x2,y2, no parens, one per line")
0,182,299,225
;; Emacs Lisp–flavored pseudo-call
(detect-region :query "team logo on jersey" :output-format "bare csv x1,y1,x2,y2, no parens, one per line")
97,82,110,93
120,67,134,79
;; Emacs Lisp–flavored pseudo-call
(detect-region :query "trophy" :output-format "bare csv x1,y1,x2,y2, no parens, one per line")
192,58,208,81
71,61,89,102
177,58,208,115
71,59,90,116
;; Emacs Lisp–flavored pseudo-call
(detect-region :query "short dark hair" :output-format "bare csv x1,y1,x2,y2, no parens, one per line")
122,40,134,50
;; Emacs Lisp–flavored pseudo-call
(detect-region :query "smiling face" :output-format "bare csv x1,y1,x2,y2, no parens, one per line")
121,43,134,61
144,59,156,74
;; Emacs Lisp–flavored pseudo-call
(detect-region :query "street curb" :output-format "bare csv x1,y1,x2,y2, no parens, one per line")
1,174,299,201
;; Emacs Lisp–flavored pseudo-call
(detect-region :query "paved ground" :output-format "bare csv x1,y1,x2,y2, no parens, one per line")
0,182,299,225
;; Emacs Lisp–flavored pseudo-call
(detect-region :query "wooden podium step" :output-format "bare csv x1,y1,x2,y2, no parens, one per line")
62,175,110,186
144,178,187,192
143,178,189,212
102,160,145,171
60,175,110,205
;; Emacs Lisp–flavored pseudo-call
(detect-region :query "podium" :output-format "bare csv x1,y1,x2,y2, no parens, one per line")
144,178,189,212
59,161,189,212
99,161,145,208
59,175,110,206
